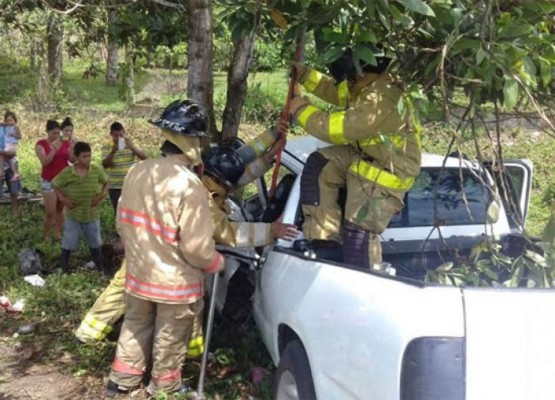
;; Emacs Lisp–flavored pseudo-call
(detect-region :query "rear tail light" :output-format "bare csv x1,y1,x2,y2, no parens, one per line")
400,337,465,400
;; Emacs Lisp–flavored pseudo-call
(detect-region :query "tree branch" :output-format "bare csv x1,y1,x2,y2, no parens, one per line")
147,0,185,10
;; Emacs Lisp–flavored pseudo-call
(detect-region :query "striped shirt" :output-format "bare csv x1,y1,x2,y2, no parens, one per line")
102,143,136,189
53,164,108,222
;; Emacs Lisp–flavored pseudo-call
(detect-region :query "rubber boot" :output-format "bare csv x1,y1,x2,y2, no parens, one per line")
60,249,71,273
90,247,106,275
342,222,371,269
106,380,134,398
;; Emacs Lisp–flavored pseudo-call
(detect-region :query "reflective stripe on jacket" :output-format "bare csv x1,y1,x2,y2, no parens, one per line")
295,66,421,185
117,155,223,304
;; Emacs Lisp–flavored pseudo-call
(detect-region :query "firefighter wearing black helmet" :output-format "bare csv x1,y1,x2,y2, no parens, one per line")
203,121,298,248
107,99,225,397
289,47,422,269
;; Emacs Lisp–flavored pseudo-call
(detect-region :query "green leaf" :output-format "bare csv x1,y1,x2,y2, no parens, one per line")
503,77,519,109
322,44,344,64
397,0,435,16
322,28,348,45
390,4,414,26
539,58,553,87
452,38,481,51
357,30,377,43
356,201,370,222
483,268,499,281
436,262,454,272
354,44,378,66
397,97,406,118
475,48,486,66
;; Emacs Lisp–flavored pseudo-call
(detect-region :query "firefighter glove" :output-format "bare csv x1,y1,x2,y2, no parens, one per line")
289,95,311,119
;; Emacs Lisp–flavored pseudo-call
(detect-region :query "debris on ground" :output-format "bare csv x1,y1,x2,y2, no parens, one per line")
83,261,96,270
7,299,25,313
19,248,46,276
0,295,10,309
17,323,36,335
23,274,46,287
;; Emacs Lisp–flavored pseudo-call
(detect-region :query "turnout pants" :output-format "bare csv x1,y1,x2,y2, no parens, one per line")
75,259,206,355
74,260,127,343
109,295,203,394
301,145,406,268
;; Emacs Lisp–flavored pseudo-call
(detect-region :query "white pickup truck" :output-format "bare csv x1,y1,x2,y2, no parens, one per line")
216,136,554,400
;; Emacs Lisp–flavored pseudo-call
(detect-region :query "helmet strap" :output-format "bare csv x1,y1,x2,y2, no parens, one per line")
160,140,182,156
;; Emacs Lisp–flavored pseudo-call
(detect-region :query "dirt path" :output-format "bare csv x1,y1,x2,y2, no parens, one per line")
0,311,105,400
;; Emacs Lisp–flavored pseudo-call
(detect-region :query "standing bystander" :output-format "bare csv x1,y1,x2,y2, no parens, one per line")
35,120,74,241
102,122,147,211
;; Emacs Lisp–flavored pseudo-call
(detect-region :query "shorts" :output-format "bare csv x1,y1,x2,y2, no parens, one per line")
4,143,17,153
62,218,102,250
0,168,22,196
41,178,54,192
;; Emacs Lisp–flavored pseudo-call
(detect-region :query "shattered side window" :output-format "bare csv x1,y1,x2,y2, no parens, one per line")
388,168,491,228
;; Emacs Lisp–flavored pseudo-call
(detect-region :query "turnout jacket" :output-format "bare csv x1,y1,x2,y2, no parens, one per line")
203,175,274,248
117,155,223,304
293,66,421,191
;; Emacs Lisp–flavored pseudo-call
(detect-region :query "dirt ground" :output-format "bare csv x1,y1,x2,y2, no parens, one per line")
0,339,102,399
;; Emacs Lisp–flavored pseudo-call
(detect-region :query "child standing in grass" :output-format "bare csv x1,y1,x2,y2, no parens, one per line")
53,141,110,274
0,111,22,182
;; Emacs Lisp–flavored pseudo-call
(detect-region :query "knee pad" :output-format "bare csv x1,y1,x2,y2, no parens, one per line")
342,222,370,269
300,152,329,206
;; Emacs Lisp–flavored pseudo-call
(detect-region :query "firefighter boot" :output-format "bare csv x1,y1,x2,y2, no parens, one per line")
342,222,371,269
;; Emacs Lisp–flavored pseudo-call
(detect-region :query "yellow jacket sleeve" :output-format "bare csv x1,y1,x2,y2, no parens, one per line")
294,76,405,145
298,65,349,107
210,193,273,248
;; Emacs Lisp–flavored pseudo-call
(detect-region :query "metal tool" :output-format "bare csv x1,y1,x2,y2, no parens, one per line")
187,272,220,400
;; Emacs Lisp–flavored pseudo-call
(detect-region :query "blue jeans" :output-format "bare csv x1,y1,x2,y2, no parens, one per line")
62,218,102,250
0,167,21,196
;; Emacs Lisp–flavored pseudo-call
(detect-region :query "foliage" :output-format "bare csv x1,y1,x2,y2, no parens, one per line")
426,238,554,288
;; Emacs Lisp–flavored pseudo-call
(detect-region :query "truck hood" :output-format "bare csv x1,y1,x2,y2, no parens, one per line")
463,287,555,400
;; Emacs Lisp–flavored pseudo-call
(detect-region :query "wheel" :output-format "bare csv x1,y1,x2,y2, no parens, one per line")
273,340,317,400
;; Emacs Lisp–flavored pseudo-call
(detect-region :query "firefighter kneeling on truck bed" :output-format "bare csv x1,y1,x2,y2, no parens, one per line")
289,45,422,270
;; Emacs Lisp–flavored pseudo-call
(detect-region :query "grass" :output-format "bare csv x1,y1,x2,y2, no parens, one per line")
0,55,554,398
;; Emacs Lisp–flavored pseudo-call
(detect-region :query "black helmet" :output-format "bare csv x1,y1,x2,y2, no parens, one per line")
221,136,245,150
327,47,391,83
203,146,245,188
149,99,210,137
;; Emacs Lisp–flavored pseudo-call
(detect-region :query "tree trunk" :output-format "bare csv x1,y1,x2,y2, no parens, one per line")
106,10,119,86
125,42,135,107
221,31,256,140
46,14,63,85
29,37,40,71
186,0,217,139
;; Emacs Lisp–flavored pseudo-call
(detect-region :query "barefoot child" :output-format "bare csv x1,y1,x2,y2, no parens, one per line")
0,111,21,182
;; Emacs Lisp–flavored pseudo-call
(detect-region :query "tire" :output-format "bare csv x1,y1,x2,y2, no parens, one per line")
273,340,317,400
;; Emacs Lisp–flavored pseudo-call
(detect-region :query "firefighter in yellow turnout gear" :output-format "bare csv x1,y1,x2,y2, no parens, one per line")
106,99,225,397
290,47,422,269
76,123,297,354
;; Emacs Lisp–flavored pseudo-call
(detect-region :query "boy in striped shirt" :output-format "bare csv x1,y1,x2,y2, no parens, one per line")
102,122,147,210
54,142,109,273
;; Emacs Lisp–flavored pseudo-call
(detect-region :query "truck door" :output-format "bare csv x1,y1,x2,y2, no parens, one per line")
484,159,533,231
